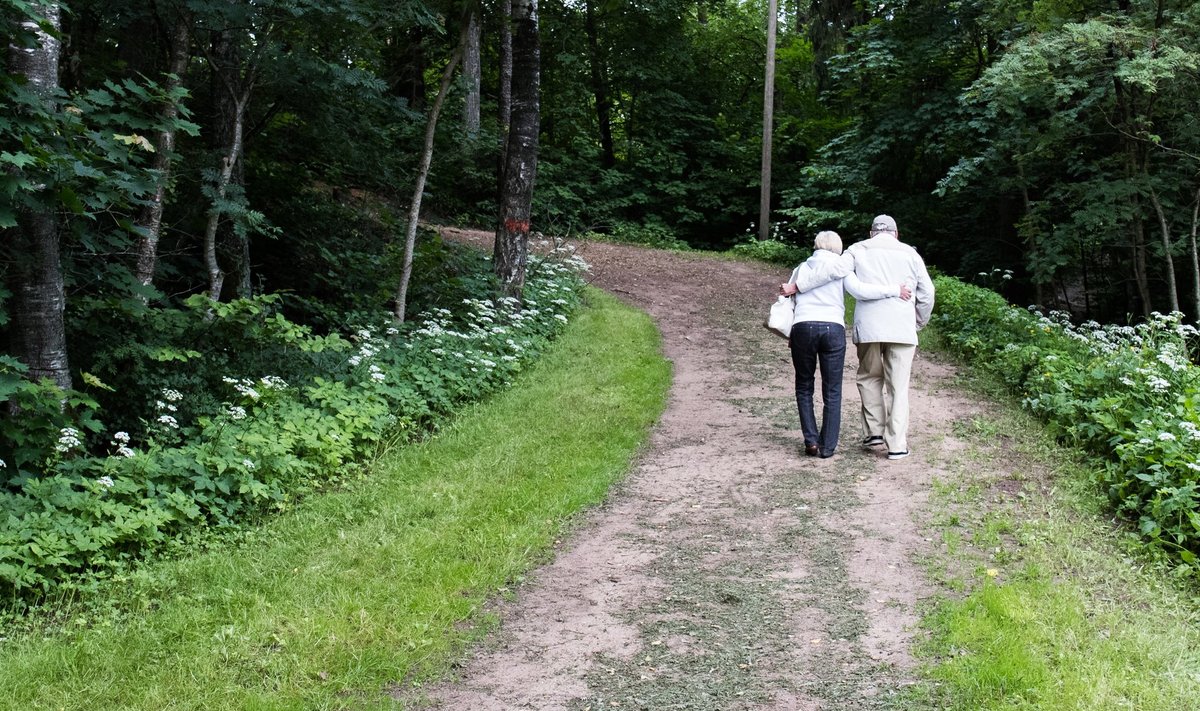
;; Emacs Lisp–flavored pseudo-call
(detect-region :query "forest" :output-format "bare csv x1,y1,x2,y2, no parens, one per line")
2,0,1199,598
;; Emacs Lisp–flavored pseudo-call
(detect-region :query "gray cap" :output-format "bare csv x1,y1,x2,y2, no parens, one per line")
870,214,897,233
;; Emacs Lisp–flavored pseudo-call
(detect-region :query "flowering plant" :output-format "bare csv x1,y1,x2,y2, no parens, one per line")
933,276,1200,565
0,249,588,598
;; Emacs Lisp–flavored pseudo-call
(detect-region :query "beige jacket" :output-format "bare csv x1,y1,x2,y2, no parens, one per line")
791,232,935,345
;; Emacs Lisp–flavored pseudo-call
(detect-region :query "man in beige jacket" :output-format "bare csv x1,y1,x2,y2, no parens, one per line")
787,215,935,460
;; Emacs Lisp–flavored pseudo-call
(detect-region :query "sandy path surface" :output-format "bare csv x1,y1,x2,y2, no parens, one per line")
413,230,981,710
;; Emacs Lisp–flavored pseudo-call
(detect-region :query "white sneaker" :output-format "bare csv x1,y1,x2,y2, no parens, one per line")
887,450,910,460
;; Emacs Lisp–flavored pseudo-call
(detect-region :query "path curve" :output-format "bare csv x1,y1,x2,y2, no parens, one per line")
416,230,980,710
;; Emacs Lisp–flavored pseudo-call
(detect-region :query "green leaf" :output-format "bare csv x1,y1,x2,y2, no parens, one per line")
0,151,37,168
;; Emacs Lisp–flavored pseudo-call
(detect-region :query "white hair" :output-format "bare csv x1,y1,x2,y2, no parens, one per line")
813,230,843,255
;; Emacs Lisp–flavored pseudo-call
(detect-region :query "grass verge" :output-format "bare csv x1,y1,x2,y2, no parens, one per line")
915,331,1200,710
0,287,671,711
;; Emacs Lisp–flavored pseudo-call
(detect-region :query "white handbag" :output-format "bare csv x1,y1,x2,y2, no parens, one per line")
765,295,794,339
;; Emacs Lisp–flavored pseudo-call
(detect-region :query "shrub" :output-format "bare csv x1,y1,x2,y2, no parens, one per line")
932,276,1200,566
729,237,810,267
0,249,589,600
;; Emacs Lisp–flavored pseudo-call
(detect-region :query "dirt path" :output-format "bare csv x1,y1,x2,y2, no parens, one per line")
416,230,985,710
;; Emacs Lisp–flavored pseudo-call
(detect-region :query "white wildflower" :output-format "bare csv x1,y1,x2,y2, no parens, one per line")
225,405,247,420
113,431,130,443
56,427,83,453
97,476,115,489
260,375,288,390
1158,432,1177,442
242,459,255,471
157,414,179,429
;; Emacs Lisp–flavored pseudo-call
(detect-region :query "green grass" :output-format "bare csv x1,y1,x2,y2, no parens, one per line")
0,287,671,710
916,333,1200,710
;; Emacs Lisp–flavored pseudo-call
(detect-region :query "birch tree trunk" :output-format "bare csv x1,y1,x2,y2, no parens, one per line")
499,0,513,162
493,0,540,298
135,9,191,290
1149,188,1180,313
202,27,259,304
463,10,481,138
7,2,71,390
394,38,467,322
757,0,777,241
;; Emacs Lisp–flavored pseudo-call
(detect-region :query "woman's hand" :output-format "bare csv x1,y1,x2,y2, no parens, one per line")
899,284,912,300
780,283,798,296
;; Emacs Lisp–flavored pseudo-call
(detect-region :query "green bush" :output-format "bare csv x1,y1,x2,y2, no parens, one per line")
0,250,588,600
932,276,1200,565
729,237,811,267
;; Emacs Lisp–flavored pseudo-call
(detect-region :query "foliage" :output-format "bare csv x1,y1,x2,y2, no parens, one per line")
932,275,1200,565
728,235,810,267
0,287,670,710
0,251,588,600
582,221,692,251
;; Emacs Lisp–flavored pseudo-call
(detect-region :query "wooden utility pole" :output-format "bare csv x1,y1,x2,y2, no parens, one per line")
758,0,777,241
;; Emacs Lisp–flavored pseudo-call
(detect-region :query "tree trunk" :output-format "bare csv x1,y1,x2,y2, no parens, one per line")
493,0,540,298
499,0,513,161
1190,186,1200,320
7,2,71,391
584,0,614,168
463,10,481,138
204,31,253,304
1132,216,1152,317
394,37,467,322
1148,188,1180,313
758,0,777,241
135,8,191,290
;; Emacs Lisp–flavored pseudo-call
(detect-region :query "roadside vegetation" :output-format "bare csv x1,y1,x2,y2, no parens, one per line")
0,287,671,710
916,281,1200,709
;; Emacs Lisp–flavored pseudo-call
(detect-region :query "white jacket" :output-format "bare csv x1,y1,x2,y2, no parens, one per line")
791,233,935,345
787,249,902,327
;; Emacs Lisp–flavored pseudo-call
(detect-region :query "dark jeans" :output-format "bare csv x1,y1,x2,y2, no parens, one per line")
789,321,846,456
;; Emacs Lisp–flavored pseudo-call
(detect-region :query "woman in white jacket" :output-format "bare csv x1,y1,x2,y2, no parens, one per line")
780,231,908,458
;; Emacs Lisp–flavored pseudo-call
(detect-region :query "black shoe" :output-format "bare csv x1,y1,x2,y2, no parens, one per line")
887,450,910,460
805,444,819,456
861,435,884,448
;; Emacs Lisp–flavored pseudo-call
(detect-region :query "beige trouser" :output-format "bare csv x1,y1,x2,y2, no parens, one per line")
856,342,916,453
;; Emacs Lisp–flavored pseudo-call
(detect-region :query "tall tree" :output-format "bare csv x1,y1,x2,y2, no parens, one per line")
498,0,513,159
462,7,481,137
6,1,70,390
395,27,467,322
583,0,614,168
493,0,539,296
202,26,258,303
758,0,777,241
135,4,193,291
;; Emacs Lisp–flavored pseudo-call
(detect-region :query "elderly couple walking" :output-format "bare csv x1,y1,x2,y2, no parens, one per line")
779,215,935,460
